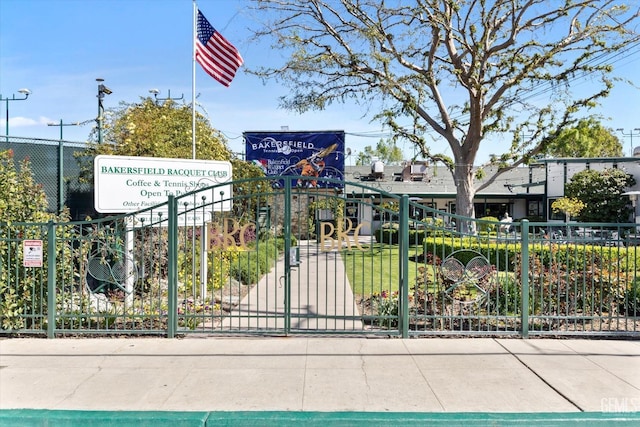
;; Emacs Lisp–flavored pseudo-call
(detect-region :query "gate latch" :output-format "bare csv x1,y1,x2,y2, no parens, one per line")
289,246,300,267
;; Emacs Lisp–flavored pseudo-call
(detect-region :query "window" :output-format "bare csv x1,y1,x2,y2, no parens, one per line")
412,202,435,219
474,203,509,218
527,200,543,217
547,198,565,220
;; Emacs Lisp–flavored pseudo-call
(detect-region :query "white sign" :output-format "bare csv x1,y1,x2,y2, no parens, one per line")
94,155,233,217
23,240,43,267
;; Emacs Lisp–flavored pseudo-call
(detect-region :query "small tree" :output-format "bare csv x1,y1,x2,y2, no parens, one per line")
0,150,51,223
551,197,585,222
565,168,635,223
0,150,73,330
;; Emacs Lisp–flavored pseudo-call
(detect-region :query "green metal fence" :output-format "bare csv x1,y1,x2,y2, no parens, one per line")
405,213,639,337
1,176,638,338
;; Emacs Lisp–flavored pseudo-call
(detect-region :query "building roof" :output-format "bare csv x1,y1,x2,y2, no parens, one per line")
343,163,545,198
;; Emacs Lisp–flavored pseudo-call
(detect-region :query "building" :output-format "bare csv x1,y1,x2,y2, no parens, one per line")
538,157,640,223
342,156,640,234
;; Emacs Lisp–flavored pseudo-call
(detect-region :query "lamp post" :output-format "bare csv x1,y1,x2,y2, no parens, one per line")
47,119,82,214
47,119,82,141
1,88,31,142
616,128,640,157
96,78,112,144
148,88,184,105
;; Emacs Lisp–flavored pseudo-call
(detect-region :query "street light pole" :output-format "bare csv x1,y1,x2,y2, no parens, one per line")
47,119,81,214
1,88,31,142
616,128,640,157
96,78,112,144
148,88,184,105
48,119,83,140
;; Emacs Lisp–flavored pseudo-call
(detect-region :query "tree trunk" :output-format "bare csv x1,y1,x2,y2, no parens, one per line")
454,162,476,234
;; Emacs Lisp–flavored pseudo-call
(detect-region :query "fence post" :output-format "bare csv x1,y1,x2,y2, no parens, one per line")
167,195,178,338
283,177,291,334
399,195,409,338
46,221,56,339
58,139,64,214
520,219,530,339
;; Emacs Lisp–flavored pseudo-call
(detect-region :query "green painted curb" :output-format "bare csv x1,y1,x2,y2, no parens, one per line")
0,410,209,427
205,411,640,426
1,410,639,426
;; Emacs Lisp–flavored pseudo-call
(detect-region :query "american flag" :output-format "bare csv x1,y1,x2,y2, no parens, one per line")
195,10,244,87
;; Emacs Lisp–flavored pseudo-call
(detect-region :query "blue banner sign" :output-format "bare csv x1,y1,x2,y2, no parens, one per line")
244,131,345,188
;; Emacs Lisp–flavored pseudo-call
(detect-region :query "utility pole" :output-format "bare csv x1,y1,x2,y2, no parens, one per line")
616,128,640,157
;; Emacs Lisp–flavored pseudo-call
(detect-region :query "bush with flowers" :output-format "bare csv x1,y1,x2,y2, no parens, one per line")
372,290,399,328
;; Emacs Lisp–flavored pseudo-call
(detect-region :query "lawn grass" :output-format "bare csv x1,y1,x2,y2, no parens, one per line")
342,243,423,298
342,242,516,300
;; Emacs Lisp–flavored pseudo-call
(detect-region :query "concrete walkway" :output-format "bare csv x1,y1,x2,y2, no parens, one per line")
221,241,363,331
1,337,639,414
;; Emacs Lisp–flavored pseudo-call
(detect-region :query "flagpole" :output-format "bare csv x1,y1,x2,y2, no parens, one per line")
194,0,208,302
192,0,197,160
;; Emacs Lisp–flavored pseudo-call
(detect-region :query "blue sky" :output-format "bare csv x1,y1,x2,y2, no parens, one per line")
1,0,639,164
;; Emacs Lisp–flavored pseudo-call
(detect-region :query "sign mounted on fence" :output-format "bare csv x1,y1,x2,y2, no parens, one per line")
94,155,233,216
23,240,43,267
244,130,345,188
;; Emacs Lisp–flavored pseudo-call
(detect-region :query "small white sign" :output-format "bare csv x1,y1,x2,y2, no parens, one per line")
94,155,233,219
23,240,43,267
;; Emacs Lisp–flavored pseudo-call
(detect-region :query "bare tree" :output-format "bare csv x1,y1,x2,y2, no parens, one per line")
249,0,639,231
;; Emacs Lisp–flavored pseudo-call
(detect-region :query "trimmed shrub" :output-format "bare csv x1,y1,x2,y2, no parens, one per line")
477,216,499,234
423,237,520,271
228,236,296,285
374,226,428,245
422,236,640,273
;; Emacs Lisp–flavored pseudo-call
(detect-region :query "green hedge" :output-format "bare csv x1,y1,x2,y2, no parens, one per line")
373,229,640,273
229,236,296,285
422,236,640,272
374,227,450,245
422,237,518,271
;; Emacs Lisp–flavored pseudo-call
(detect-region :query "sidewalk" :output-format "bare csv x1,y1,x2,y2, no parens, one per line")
1,337,639,415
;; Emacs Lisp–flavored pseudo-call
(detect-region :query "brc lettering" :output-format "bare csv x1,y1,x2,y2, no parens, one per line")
208,219,255,250
320,218,368,251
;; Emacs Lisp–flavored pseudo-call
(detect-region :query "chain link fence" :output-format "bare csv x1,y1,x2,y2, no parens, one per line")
2,136,94,219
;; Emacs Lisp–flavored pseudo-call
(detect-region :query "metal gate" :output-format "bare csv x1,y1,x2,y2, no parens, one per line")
170,175,394,336
1,175,638,338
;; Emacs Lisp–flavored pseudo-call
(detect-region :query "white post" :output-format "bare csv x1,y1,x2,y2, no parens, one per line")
200,222,208,299
124,221,135,307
